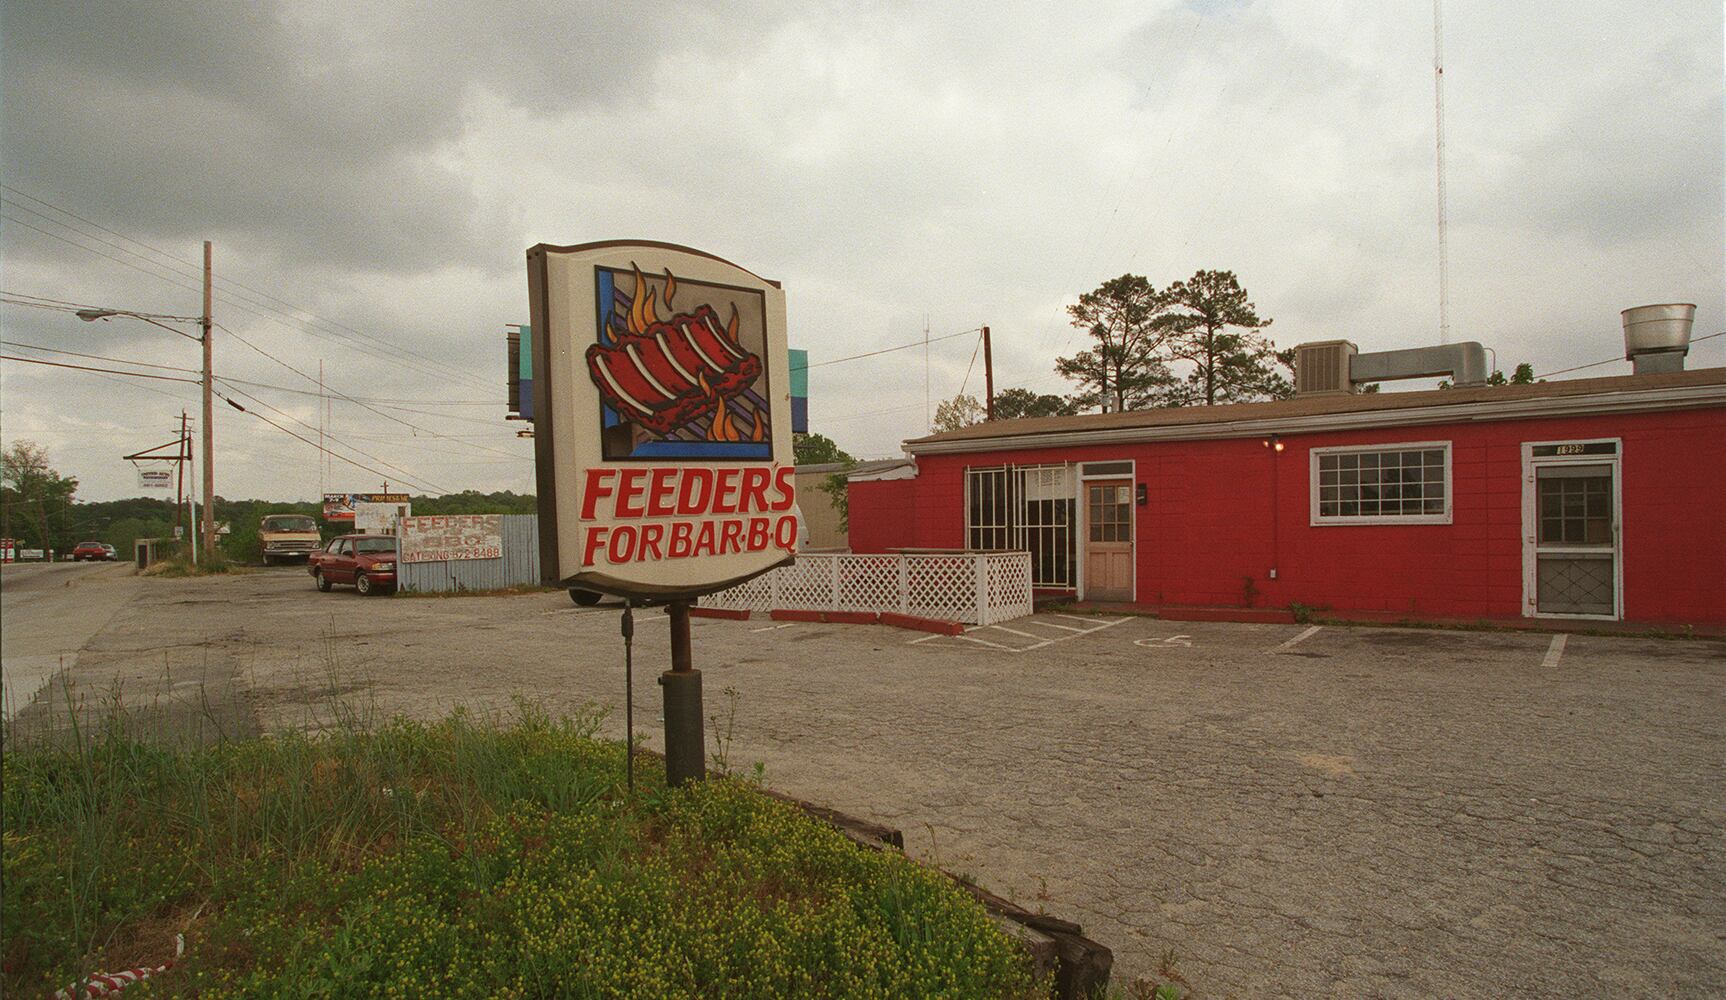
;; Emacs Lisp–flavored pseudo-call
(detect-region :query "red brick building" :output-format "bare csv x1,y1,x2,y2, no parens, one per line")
848,367,1726,627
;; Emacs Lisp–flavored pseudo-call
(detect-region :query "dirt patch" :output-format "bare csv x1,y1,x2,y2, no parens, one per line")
1293,752,1357,778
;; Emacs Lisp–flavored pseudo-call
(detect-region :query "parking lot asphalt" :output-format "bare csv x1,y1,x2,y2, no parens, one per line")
7,567,1724,997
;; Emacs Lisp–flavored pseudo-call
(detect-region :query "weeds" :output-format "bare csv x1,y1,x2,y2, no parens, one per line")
2,701,1042,999
141,550,246,578
708,683,741,774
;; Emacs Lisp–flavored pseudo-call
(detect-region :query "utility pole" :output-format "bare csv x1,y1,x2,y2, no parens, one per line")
175,411,188,538
982,325,995,420
201,241,215,559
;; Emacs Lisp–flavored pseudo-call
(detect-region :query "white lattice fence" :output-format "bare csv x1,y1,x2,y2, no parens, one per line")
982,552,1036,624
700,551,1033,625
837,555,899,612
904,554,976,621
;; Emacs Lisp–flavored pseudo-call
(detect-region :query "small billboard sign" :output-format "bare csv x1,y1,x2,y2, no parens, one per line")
355,501,411,535
526,241,797,599
399,514,503,563
323,492,410,521
138,468,174,490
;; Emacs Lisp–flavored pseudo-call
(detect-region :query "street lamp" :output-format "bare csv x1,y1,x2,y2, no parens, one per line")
75,241,215,559
75,308,202,340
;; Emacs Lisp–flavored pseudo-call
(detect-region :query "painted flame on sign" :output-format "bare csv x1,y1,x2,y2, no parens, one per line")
625,263,677,336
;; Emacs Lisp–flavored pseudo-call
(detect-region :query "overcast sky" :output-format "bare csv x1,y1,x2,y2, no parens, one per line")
3,1,1720,502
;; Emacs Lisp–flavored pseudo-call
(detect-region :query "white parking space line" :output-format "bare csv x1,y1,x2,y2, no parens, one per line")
1272,625,1323,653
987,625,1043,639
957,634,1026,651
1542,634,1568,668
1019,620,1087,632
750,623,795,633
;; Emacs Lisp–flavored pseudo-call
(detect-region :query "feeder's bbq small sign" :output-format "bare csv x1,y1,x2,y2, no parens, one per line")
527,241,797,598
399,514,503,564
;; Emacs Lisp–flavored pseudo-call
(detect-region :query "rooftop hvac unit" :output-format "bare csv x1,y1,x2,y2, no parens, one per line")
1294,340,1358,396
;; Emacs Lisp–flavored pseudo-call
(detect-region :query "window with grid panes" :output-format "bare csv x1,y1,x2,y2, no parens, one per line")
1313,444,1450,523
1087,483,1131,542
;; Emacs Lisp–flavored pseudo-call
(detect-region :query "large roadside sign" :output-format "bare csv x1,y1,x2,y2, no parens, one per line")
526,241,797,599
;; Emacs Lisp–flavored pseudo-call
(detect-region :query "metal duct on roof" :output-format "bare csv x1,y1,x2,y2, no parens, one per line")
1348,342,1489,389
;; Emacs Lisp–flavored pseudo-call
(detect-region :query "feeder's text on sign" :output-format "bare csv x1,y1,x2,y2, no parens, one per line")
400,514,504,563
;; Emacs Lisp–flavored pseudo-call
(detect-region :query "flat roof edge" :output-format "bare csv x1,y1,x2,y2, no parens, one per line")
904,382,1726,456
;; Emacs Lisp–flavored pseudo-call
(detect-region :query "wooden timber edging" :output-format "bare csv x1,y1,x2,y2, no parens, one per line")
755,786,1114,998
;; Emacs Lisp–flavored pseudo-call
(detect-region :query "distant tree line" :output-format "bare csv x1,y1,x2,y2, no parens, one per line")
1,439,537,561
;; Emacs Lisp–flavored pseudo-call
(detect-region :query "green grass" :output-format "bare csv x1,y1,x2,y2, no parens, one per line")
2,703,1043,999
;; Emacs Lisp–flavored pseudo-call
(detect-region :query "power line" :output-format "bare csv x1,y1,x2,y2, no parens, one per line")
216,391,445,496
0,339,200,374
0,337,505,410
217,383,450,494
211,322,522,455
792,327,979,373
4,205,492,392
1535,330,1725,379
2,185,497,391
1,353,201,383
1,352,469,493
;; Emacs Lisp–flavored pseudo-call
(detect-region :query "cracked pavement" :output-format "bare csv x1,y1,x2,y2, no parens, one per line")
9,567,1724,997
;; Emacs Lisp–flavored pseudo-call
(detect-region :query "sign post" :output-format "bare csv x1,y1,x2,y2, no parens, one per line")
527,241,797,787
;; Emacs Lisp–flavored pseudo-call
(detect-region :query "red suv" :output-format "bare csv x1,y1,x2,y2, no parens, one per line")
72,541,111,561
308,534,398,595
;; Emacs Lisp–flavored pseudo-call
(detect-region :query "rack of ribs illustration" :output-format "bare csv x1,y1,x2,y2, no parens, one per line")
587,295,765,441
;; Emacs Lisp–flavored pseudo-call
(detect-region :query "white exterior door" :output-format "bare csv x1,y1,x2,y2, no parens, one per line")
1523,442,1621,620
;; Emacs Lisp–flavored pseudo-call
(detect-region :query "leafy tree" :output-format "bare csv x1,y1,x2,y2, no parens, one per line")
991,388,1080,420
1,440,79,555
793,432,853,466
1157,270,1287,405
818,468,854,532
1055,274,1180,412
932,394,986,433
790,432,857,530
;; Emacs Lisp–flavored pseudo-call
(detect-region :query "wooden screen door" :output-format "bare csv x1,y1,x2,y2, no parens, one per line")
1084,479,1133,601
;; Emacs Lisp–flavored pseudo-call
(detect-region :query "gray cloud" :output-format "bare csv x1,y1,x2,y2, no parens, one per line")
2,0,1721,501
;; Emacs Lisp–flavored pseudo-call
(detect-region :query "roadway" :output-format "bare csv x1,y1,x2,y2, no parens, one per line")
0,560,140,722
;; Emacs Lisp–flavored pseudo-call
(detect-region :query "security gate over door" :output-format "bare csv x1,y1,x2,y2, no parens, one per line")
1084,479,1133,601
1524,441,1620,619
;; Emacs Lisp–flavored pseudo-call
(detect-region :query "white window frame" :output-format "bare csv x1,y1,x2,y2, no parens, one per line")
1309,440,1453,526
1520,437,1623,621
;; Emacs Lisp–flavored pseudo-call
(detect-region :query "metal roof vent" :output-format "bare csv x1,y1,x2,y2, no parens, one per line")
1621,303,1694,375
1294,340,1358,395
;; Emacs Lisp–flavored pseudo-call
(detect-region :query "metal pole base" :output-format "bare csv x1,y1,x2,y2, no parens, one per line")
658,668,706,787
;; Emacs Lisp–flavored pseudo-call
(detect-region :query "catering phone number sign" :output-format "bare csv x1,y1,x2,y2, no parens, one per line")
399,514,503,563
526,241,796,598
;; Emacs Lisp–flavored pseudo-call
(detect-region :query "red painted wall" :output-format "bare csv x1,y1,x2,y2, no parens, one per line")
848,407,1726,625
